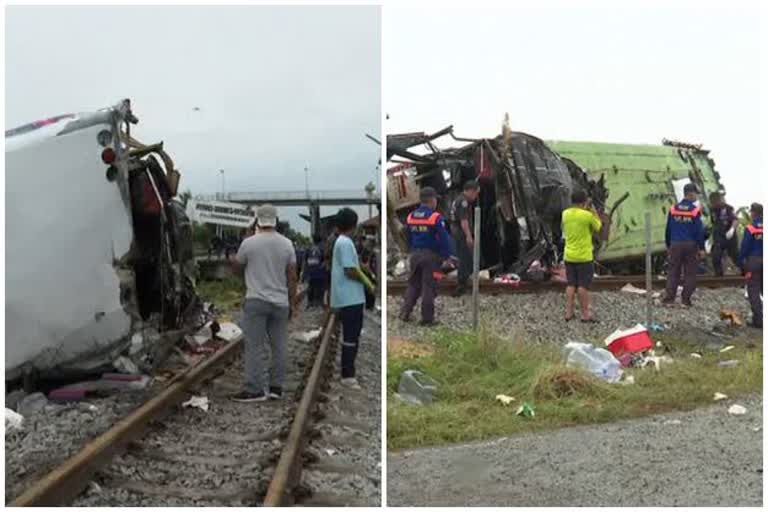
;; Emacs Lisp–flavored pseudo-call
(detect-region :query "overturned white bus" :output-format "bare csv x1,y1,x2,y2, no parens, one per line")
5,99,201,383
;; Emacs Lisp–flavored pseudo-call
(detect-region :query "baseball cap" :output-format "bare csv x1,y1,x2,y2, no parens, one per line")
420,186,438,200
683,183,699,194
256,204,278,227
463,179,479,191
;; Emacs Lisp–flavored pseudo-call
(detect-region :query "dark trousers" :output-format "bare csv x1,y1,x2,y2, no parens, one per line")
454,235,473,288
665,241,699,303
712,236,738,276
401,249,441,322
746,256,763,327
307,277,326,307
339,303,364,378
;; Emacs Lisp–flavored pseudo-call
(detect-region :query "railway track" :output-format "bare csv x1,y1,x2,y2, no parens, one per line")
9,301,381,507
386,274,745,295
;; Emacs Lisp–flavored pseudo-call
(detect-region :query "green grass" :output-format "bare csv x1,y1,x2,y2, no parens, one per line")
196,276,245,313
387,326,762,450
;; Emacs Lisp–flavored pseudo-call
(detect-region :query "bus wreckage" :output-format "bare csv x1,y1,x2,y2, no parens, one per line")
387,121,724,279
6,99,203,383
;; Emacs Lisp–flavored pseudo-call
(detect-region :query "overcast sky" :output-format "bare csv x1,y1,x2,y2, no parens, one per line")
386,4,763,209
6,5,381,233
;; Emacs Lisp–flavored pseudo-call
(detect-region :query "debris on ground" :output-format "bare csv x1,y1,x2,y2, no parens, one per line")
17,392,49,416
495,394,516,406
388,337,434,359
291,329,322,343
620,375,635,386
718,360,740,368
5,408,24,432
182,395,210,412
713,392,728,401
216,322,242,342
113,355,140,375
719,309,743,327
516,402,535,418
564,341,622,383
395,370,438,405
48,374,152,403
604,324,654,358
493,273,521,286
621,283,647,295
664,419,682,425
690,352,703,359
728,404,748,416
720,345,735,353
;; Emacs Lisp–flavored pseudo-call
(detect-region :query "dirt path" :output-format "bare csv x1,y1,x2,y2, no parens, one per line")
387,396,763,507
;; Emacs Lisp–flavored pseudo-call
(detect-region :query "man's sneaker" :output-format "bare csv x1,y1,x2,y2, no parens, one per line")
340,377,362,390
268,387,283,400
230,390,267,403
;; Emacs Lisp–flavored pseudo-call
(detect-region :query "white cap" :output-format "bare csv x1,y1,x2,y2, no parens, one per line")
256,204,277,228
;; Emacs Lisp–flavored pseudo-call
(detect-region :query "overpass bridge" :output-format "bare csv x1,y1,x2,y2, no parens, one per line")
195,189,380,236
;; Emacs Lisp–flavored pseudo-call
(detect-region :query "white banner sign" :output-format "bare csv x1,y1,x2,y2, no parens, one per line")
187,199,256,228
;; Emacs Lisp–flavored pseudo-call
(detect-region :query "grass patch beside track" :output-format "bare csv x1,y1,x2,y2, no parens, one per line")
387,325,762,450
197,276,245,313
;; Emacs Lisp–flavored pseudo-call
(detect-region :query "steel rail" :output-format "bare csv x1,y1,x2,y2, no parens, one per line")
9,334,244,507
263,312,337,506
386,274,745,295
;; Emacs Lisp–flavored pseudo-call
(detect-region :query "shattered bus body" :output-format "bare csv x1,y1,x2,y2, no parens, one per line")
387,124,724,277
6,99,201,382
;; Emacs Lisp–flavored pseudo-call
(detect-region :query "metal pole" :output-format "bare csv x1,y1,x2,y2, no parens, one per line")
472,206,481,331
644,211,652,327
304,165,309,198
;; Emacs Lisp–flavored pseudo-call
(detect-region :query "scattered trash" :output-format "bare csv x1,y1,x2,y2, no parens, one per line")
396,370,439,405
664,419,682,425
713,392,728,401
649,322,665,332
393,260,408,277
113,355,140,375
494,273,521,286
719,309,743,327
129,332,144,355
641,354,674,371
324,448,337,456
753,427,761,432
690,352,702,359
564,341,623,383
17,392,49,416
604,324,654,357
620,375,635,386
5,408,24,432
292,329,322,343
728,404,747,416
495,394,516,406
719,345,735,353
621,283,647,295
478,270,491,281
718,360,740,368
516,402,535,418
88,482,102,495
182,395,210,412
217,322,242,342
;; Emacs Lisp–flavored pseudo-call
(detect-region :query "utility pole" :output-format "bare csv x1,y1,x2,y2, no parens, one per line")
304,165,310,199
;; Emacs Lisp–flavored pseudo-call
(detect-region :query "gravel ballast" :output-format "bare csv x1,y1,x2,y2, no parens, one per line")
387,395,763,507
388,287,755,344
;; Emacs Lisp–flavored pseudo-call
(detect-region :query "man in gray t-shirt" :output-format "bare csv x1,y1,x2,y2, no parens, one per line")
229,204,298,402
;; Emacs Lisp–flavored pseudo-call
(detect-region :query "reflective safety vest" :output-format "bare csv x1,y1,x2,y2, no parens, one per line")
746,224,763,238
407,211,441,226
669,205,701,218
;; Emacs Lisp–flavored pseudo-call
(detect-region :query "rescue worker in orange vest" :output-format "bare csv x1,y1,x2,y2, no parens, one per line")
737,203,762,328
663,183,706,307
399,187,454,326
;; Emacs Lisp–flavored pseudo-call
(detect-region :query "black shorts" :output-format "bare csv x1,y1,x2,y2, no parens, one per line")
565,261,594,288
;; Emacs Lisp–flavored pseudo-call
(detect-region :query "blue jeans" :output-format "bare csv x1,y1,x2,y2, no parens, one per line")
240,298,289,393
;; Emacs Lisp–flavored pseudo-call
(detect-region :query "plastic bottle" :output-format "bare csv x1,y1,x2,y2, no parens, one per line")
564,342,622,383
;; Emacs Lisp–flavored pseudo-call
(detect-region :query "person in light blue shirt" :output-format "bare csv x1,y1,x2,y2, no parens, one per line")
330,208,372,389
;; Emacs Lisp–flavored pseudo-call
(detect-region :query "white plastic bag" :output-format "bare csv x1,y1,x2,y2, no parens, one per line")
564,342,623,383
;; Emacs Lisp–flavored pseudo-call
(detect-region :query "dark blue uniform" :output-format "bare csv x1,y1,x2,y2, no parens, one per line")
738,218,763,327
305,243,326,308
400,205,453,323
664,200,705,305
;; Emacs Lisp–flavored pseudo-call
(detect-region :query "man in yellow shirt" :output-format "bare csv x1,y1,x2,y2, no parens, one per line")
561,189,602,322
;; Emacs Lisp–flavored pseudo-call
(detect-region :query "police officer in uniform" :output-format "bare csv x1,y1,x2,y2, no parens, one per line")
709,192,739,276
663,183,706,307
449,180,480,297
399,187,454,326
737,203,763,328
